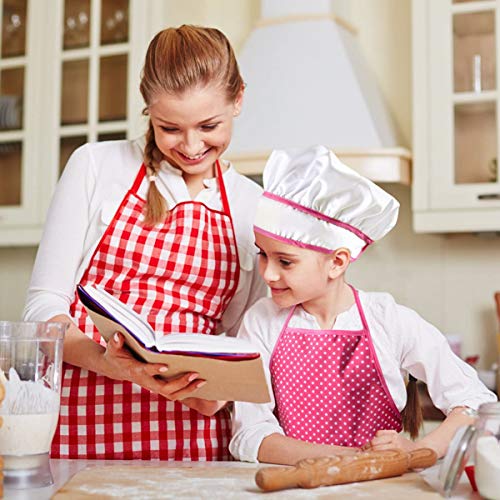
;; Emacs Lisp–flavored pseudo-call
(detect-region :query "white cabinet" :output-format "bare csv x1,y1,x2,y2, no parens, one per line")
0,0,41,243
413,0,500,232
0,0,159,246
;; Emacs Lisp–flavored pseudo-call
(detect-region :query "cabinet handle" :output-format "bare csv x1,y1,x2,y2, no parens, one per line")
477,193,500,200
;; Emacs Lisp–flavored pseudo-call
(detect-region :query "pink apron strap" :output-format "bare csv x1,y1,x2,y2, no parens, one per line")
349,285,369,331
270,305,296,360
349,284,401,420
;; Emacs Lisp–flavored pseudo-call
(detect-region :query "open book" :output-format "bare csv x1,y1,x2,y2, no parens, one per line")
77,284,270,403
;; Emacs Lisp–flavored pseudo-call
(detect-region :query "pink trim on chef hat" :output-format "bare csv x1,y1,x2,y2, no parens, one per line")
254,145,400,260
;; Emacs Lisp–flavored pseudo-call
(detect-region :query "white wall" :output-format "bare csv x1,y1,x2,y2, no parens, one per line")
1,0,499,368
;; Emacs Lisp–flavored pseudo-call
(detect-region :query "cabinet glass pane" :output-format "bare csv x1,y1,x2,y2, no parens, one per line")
454,102,497,184
59,136,87,174
63,0,90,50
100,0,129,45
99,54,127,122
453,11,496,93
0,141,22,205
1,0,27,58
97,131,126,141
61,59,89,125
0,67,23,130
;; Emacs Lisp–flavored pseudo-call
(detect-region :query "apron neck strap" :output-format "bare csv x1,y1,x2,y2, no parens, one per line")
349,285,369,331
216,160,231,216
134,161,232,217
132,164,147,194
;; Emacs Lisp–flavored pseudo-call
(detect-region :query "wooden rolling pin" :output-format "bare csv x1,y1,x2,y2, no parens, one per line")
494,292,500,396
255,448,437,492
0,377,4,498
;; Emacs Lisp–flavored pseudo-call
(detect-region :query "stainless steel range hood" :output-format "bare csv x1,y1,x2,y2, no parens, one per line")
227,0,411,184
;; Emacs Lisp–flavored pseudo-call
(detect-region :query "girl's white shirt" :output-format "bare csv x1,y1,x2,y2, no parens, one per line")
229,292,497,463
23,138,267,337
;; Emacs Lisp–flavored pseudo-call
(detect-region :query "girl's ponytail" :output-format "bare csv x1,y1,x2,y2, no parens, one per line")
401,374,423,440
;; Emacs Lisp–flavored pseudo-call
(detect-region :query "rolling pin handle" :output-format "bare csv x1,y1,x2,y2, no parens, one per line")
255,466,307,492
407,448,438,469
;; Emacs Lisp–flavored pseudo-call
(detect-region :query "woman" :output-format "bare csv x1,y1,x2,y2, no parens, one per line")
23,25,266,461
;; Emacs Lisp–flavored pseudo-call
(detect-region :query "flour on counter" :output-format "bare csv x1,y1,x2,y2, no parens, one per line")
475,435,500,500
53,465,431,500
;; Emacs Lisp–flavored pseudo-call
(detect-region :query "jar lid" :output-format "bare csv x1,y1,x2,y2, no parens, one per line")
439,424,477,497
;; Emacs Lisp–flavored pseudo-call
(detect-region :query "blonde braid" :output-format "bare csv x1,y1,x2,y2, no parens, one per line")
143,122,167,226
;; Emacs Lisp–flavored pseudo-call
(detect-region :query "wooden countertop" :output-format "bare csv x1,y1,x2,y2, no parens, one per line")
2,459,479,499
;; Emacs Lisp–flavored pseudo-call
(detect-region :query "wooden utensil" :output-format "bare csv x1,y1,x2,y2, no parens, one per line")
255,448,437,492
494,292,500,395
0,377,4,498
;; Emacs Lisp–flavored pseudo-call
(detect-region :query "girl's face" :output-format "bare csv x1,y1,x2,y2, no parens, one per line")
255,232,334,309
148,83,243,180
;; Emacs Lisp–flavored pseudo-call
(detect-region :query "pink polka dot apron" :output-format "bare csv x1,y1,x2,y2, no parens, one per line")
270,287,402,448
51,161,240,460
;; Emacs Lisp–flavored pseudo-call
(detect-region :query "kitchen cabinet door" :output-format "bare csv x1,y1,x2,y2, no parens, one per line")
0,0,155,245
0,0,43,244
413,0,500,232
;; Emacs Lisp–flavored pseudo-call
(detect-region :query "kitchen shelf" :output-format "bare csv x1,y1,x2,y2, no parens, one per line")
413,0,500,232
453,90,497,104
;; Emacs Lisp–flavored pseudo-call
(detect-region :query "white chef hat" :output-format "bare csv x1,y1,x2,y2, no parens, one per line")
254,145,400,260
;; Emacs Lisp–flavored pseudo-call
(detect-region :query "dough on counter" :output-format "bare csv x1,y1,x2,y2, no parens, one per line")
52,465,441,499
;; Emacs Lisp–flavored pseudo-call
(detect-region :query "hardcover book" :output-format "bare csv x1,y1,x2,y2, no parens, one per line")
77,284,270,403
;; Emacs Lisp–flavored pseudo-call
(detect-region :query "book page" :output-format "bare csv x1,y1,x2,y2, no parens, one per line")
81,285,155,347
154,333,259,355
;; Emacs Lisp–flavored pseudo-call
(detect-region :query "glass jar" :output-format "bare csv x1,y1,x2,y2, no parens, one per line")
474,402,500,500
440,403,500,498
0,321,66,489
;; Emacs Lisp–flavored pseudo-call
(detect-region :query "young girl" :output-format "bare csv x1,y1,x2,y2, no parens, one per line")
230,145,497,465
23,25,267,461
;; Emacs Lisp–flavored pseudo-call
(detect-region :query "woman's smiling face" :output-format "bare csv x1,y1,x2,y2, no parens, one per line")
148,83,242,181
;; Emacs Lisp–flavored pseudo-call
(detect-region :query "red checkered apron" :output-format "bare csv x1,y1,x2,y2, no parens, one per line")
270,287,402,448
51,161,240,460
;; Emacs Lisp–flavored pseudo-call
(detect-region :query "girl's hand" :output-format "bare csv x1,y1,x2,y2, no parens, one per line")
364,429,419,454
103,332,203,399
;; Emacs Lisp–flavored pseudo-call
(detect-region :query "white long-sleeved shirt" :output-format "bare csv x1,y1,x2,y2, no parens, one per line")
229,291,497,462
23,138,267,337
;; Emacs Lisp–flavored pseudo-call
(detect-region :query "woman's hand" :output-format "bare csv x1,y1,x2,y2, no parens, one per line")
103,332,204,400
181,398,228,417
364,430,419,454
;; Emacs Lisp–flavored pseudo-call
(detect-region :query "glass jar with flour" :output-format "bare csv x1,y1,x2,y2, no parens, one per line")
0,321,66,489
440,402,500,498
474,402,500,500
